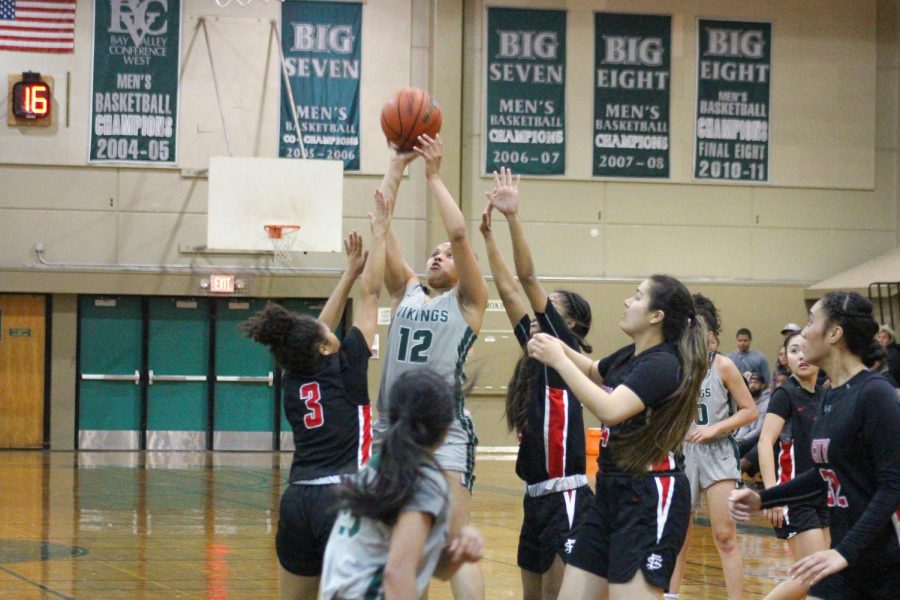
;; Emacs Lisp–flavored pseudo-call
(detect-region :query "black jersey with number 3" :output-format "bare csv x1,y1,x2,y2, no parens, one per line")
513,300,586,484
283,326,372,483
760,370,900,567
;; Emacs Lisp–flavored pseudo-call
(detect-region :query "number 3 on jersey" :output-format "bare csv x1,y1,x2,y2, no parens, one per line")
300,382,324,429
397,326,433,363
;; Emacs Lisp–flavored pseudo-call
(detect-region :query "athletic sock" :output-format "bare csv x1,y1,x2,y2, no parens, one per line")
663,594,679,600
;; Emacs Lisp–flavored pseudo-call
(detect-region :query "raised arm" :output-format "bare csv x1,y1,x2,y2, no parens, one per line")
478,201,527,328
491,167,548,313
353,189,391,346
415,134,488,332
379,152,419,302
318,231,366,331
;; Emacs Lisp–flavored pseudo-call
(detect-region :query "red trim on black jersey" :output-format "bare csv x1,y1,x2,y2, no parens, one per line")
544,387,568,479
778,440,795,483
358,405,372,467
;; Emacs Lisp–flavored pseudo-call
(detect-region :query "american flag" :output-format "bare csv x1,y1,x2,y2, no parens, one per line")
0,0,76,54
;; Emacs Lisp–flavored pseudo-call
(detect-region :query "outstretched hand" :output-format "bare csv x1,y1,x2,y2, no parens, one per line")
446,525,484,564
527,333,567,369
343,231,368,278
789,549,848,586
370,189,392,237
490,167,520,216
413,134,442,178
728,487,761,522
479,201,494,237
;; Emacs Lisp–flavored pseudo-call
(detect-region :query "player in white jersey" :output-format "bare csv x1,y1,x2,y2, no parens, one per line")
667,294,757,600
375,135,488,600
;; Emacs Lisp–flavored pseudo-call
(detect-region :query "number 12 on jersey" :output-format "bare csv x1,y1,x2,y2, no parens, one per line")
396,327,433,363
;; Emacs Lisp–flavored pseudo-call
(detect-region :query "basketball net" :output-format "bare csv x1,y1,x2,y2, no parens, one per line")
264,225,301,263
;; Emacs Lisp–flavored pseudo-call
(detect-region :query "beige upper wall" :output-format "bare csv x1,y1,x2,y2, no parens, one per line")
0,0,896,290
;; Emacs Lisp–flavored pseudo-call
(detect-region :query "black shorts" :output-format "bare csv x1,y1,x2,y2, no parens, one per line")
518,485,594,574
567,471,690,590
773,501,830,540
275,483,339,576
809,560,900,599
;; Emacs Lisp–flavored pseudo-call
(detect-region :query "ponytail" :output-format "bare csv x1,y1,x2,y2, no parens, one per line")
504,353,534,432
240,302,325,375
335,369,453,525
610,275,708,475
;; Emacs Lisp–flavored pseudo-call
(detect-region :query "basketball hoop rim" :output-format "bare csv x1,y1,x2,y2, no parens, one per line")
264,224,301,240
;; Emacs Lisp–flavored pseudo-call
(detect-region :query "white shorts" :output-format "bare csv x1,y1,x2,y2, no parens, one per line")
682,437,740,510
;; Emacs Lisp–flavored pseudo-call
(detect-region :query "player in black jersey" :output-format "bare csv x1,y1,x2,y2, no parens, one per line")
757,331,830,600
730,291,900,600
241,191,390,600
527,275,708,600
480,167,594,600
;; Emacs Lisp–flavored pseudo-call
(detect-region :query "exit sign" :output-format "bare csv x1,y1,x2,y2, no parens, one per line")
209,274,235,293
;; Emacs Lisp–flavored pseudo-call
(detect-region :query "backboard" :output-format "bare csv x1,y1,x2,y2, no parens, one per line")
207,156,343,254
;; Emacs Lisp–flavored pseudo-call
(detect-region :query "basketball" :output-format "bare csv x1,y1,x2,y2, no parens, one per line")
380,88,442,152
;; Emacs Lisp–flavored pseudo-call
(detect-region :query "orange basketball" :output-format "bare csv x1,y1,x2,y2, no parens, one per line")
380,88,442,152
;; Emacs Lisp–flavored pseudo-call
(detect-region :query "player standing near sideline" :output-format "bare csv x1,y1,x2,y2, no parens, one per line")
375,134,488,600
667,294,757,600
730,291,900,599
527,275,708,600
320,369,484,600
240,191,390,600
479,167,594,600
756,330,830,600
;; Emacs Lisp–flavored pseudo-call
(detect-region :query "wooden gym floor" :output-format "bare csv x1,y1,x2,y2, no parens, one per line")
0,451,794,599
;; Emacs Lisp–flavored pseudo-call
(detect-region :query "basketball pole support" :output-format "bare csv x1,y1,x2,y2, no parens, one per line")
271,20,307,160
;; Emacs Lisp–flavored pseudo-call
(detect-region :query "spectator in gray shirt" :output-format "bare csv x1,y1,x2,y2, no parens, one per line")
728,328,771,386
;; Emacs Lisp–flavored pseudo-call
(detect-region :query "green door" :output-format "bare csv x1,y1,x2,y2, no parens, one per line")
213,299,276,450
146,297,210,450
78,296,143,450
277,299,328,451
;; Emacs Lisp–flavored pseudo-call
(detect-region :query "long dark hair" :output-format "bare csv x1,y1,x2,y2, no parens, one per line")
610,275,708,475
239,302,325,375
336,369,453,525
504,290,593,433
819,291,881,367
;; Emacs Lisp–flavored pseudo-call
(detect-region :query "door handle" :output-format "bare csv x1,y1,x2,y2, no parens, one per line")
81,370,141,385
147,370,208,385
215,372,274,386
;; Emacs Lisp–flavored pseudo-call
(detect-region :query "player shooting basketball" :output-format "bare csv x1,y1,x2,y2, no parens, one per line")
374,133,488,600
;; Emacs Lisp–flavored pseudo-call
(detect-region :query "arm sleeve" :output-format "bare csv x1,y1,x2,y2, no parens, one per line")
766,387,791,420
513,314,531,349
536,300,579,350
622,350,680,409
834,378,900,565
758,468,826,508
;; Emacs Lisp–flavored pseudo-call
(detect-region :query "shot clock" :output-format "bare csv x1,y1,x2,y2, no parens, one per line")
7,72,54,127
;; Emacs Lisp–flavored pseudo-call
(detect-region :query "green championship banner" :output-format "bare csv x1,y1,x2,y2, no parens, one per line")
89,0,180,165
280,1,361,171
484,7,565,175
593,13,670,178
694,20,771,182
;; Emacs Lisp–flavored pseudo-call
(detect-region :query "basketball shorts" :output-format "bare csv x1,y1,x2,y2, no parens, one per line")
518,485,594,574
810,559,900,599
567,471,690,590
373,410,478,492
682,438,741,509
773,499,830,540
275,483,339,576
